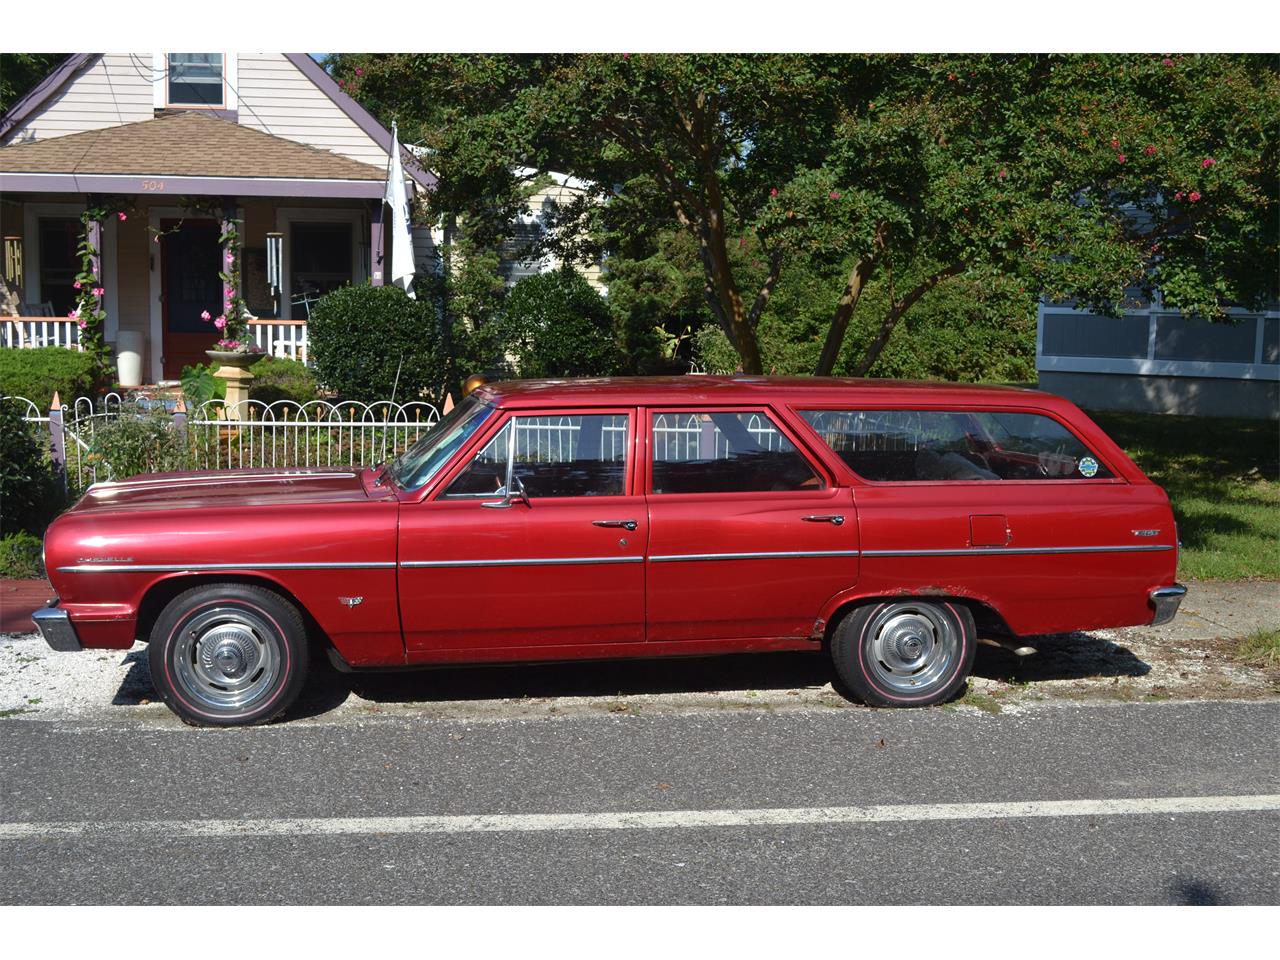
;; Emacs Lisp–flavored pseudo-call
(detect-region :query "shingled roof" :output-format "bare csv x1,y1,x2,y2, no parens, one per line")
0,111,389,181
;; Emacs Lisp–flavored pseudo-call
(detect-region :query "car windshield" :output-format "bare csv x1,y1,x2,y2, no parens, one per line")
388,396,495,491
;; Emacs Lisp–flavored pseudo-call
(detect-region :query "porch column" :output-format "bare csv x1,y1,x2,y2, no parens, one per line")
84,205,102,327
371,215,385,286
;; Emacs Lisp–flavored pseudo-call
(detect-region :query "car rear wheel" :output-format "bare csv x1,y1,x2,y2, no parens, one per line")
830,600,975,707
148,583,309,727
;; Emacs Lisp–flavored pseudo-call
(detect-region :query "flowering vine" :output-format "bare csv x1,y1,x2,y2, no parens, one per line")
70,203,113,374
207,216,257,352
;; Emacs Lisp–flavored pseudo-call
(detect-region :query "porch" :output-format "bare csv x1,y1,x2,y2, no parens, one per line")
0,111,419,383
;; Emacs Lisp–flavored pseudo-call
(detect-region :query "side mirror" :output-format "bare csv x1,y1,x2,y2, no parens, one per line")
481,474,529,509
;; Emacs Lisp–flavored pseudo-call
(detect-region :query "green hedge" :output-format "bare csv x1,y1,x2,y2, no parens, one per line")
0,399,64,538
500,268,622,378
0,348,103,410
248,356,320,406
308,285,444,403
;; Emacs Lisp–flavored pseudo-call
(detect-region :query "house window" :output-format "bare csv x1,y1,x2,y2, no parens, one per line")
167,54,224,107
498,222,546,286
290,222,354,315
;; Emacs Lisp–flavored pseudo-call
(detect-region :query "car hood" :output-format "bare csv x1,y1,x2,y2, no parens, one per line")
67,467,386,515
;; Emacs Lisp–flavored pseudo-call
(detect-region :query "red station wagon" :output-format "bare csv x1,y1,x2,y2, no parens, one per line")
34,377,1185,726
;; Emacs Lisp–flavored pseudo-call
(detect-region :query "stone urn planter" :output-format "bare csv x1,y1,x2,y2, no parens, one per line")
206,349,266,419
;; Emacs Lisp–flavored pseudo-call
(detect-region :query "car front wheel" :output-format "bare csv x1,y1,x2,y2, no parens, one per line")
831,599,975,707
148,583,309,727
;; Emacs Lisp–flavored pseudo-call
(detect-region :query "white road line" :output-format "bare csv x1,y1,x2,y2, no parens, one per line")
2,795,1278,841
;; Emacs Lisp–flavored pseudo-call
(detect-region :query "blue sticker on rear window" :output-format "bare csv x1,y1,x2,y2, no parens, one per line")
1078,456,1099,478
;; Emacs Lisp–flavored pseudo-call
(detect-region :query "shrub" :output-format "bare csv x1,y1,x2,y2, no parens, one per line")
180,362,227,410
0,399,64,538
0,347,104,409
86,403,188,481
500,268,622,378
308,285,444,403
0,531,44,579
248,357,320,406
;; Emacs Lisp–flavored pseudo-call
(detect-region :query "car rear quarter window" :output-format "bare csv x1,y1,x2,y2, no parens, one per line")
650,410,822,494
799,409,1114,482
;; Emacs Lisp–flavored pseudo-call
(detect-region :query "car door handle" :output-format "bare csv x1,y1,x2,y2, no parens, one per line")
593,519,638,531
802,515,845,525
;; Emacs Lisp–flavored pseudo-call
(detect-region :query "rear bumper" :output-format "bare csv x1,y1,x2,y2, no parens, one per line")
32,603,83,652
1149,584,1187,627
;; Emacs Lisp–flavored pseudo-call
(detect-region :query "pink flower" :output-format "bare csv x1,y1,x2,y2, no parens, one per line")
1174,191,1185,200
92,287,104,297
1201,157,1216,169
769,187,778,197
623,53,631,59
947,73,956,81
67,308,80,320
738,238,746,248
1117,154,1126,163
829,190,841,200
1161,58,1174,67
225,251,235,264
200,310,211,321
1188,191,1201,202
73,281,81,289
354,67,364,77
214,315,227,330
1144,145,1157,156
1110,138,1121,148
117,212,127,221
997,169,1007,180
77,318,87,330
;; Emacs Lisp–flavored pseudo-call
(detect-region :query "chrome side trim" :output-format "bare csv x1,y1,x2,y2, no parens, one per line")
861,545,1175,558
1149,584,1187,626
649,550,862,563
402,556,644,568
58,562,397,573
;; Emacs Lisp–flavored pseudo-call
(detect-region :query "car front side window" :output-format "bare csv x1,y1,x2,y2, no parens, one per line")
444,413,630,499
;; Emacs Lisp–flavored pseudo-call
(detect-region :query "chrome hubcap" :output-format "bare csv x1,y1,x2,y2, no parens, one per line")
865,603,958,694
172,606,281,714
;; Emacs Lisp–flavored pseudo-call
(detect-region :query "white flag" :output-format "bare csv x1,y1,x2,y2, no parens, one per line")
384,121,416,298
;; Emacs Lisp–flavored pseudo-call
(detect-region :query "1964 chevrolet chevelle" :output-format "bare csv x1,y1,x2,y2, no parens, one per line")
34,377,1184,726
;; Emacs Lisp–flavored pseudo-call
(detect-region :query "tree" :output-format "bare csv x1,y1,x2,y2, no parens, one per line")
0,54,69,114
499,268,621,378
330,54,1278,376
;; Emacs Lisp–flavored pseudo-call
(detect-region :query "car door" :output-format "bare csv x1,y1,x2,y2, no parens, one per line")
399,408,647,658
644,407,860,643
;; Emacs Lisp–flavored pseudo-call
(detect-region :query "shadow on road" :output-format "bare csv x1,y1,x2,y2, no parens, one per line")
109,629,1154,719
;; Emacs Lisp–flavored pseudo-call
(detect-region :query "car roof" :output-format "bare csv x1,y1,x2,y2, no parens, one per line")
475,375,1063,410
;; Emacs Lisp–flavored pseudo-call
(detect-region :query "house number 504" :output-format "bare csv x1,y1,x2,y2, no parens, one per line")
140,180,165,191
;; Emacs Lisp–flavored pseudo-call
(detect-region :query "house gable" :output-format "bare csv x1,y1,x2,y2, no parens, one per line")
2,54,153,145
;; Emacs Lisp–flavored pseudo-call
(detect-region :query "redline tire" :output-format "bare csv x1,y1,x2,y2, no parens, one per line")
148,583,309,727
831,599,976,707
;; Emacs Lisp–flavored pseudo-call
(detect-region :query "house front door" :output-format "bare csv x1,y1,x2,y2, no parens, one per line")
161,219,222,379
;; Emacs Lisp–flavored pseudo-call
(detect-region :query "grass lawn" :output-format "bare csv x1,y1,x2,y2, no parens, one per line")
1088,410,1279,581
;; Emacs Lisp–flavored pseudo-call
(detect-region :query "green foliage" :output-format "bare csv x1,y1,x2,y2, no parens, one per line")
0,54,68,113
0,400,64,538
334,54,1278,376
86,404,188,481
415,240,510,389
308,284,445,403
247,357,320,406
499,269,621,378
180,362,227,409
0,348,104,410
0,532,44,579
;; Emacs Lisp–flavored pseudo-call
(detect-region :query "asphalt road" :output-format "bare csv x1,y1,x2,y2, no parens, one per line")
1,700,1277,905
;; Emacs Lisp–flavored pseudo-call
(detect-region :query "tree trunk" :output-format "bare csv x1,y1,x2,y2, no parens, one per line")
850,263,965,376
814,222,887,377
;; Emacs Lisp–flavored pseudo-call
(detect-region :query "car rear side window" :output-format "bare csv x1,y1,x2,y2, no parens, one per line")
799,409,1114,482
444,414,629,498
650,411,823,494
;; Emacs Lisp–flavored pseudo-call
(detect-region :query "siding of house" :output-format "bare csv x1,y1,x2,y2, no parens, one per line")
236,54,387,168
4,54,153,145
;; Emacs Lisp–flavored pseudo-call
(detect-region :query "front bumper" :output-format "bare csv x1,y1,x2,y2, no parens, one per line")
32,602,83,652
1149,584,1187,627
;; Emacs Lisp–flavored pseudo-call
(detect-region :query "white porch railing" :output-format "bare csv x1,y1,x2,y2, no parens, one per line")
0,316,84,350
1,316,310,365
